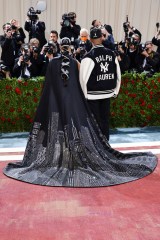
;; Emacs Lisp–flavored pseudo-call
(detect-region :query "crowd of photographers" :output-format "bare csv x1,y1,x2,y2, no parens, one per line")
0,10,160,80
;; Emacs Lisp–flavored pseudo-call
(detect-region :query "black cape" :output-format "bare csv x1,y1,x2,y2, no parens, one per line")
3,56,158,187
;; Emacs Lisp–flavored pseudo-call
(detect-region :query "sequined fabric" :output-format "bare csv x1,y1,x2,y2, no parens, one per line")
3,56,158,187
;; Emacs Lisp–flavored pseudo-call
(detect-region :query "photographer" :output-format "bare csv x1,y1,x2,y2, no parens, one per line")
74,28,92,62
49,30,60,54
152,23,160,54
104,24,115,44
124,34,144,72
29,38,44,76
91,19,102,28
138,41,160,75
126,38,139,71
13,44,35,79
0,23,18,76
101,27,115,50
59,12,81,45
0,61,11,80
114,41,131,74
123,15,142,42
10,19,26,47
10,24,26,57
24,7,47,48
40,40,58,76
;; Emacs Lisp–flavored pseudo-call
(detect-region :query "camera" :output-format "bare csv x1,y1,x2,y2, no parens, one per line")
128,37,139,46
0,63,9,80
32,46,39,54
123,22,129,33
156,22,160,34
123,15,130,34
0,63,9,72
156,22,160,30
22,45,30,62
113,41,121,56
79,41,87,58
6,28,12,32
61,13,71,27
15,34,22,42
12,32,23,43
139,43,146,53
43,41,57,55
11,25,17,30
27,7,41,21
23,54,30,63
114,41,119,51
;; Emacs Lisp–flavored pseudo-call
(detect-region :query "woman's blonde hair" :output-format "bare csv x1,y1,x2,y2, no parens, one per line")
29,38,40,46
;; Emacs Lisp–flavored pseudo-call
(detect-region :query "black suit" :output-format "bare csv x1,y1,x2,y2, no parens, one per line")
24,20,47,48
0,35,17,72
13,58,35,79
59,23,81,44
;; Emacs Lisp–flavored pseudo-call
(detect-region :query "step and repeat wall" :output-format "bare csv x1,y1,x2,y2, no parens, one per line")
0,0,159,44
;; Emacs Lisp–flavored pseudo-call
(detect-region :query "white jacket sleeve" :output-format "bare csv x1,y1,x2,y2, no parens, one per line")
79,58,95,99
114,57,121,97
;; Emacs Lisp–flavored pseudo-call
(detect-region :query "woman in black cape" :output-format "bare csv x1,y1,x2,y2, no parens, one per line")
3,38,158,187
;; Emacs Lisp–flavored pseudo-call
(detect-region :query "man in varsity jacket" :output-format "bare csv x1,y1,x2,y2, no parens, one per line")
79,27,121,140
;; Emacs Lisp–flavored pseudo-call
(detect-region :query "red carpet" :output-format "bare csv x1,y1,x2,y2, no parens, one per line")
0,156,160,240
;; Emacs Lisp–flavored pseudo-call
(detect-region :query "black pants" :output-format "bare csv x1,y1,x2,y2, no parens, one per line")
87,98,110,140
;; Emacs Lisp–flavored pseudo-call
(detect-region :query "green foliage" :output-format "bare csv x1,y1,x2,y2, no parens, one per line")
0,77,44,132
110,72,160,128
0,73,160,132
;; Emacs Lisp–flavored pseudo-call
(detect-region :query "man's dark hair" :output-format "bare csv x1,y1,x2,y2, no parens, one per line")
91,20,97,27
50,30,58,38
68,12,76,18
2,23,11,30
104,24,113,35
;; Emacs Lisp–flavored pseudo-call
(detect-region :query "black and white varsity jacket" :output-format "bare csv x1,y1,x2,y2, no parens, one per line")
79,44,121,99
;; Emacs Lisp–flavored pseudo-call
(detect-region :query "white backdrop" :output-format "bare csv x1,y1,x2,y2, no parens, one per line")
0,0,160,43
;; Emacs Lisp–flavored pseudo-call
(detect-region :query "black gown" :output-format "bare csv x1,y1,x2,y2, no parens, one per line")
3,55,158,187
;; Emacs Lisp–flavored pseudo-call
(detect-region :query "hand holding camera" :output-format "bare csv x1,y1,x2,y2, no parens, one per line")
61,13,71,27
10,19,20,29
0,63,11,79
156,22,160,37
123,15,130,36
27,7,41,23
42,41,57,56
18,55,24,64
0,63,9,72
18,54,30,65
18,45,31,65
6,29,12,38
61,12,76,27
